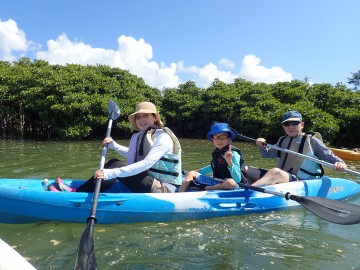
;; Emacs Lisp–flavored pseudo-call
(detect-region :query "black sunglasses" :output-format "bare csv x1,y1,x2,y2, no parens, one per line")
283,121,302,127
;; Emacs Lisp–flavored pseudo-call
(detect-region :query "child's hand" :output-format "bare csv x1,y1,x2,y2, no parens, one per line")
224,145,233,167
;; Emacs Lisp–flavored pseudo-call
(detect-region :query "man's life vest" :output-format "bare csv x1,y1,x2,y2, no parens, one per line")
136,127,182,185
210,145,246,182
277,133,324,180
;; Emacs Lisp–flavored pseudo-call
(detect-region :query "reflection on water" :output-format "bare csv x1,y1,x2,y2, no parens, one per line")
0,138,360,270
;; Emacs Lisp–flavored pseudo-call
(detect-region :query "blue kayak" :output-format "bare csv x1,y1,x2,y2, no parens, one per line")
0,177,359,224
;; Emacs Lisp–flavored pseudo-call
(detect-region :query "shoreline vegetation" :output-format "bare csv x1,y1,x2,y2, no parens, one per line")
1,58,359,147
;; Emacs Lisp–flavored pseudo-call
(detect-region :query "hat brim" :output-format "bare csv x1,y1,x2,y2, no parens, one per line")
128,110,163,131
281,117,302,124
207,130,235,141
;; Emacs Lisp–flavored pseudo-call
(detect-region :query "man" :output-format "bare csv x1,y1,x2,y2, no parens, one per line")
247,110,347,187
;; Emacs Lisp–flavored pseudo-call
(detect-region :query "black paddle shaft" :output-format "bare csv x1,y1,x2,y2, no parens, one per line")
235,133,360,177
74,100,120,270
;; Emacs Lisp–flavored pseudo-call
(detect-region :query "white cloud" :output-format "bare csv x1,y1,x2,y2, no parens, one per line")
0,19,31,61
176,55,291,88
37,33,116,65
36,34,180,89
219,58,235,69
0,18,292,89
239,54,292,83
196,63,236,87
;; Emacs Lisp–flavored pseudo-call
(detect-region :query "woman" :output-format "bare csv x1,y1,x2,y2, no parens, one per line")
50,101,182,193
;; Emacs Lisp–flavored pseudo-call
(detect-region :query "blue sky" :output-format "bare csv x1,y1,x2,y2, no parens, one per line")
1,0,359,89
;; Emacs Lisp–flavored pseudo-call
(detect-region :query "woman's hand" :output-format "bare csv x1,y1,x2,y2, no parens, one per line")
94,169,105,179
102,137,113,146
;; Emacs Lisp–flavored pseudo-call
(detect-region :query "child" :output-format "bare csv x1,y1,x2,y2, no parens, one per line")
178,122,245,192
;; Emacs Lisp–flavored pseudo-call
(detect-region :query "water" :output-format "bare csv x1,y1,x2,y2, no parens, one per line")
1,138,360,270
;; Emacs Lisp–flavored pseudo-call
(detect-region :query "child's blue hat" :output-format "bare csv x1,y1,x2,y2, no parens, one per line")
207,123,235,141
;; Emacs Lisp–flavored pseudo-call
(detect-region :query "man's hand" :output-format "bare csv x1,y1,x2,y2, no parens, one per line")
256,138,267,148
334,162,347,172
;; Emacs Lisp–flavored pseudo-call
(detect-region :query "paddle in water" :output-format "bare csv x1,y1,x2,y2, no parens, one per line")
74,99,120,270
204,171,360,225
238,182,360,225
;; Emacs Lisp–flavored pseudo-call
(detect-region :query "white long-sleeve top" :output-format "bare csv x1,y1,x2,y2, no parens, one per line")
103,129,174,180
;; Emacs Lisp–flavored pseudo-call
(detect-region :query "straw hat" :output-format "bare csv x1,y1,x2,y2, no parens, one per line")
128,102,164,131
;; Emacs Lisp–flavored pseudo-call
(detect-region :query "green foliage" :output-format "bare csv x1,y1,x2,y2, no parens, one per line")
0,58,161,139
0,58,359,147
162,81,205,137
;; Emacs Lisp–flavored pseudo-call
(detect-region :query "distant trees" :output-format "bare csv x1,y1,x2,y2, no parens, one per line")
1,58,359,147
348,71,360,90
163,78,360,147
0,58,161,139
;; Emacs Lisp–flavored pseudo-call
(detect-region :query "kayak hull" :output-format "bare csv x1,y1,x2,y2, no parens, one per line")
0,239,36,270
0,177,359,224
330,147,360,161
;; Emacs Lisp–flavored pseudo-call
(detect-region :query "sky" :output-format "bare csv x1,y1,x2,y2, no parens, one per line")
1,0,359,90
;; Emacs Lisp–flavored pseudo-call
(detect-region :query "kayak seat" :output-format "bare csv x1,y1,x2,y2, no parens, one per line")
52,179,133,193
103,180,132,193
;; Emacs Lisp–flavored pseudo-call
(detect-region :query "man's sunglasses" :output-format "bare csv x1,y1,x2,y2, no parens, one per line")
283,121,302,127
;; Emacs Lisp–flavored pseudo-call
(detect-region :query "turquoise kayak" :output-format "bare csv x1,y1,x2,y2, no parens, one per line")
0,177,359,224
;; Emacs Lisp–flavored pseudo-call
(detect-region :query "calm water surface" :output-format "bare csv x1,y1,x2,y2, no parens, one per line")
1,138,360,270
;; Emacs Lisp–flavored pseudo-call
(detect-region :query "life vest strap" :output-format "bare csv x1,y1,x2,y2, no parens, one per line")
149,168,179,177
160,156,179,163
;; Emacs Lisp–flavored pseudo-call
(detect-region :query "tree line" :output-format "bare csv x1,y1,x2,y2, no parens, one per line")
1,58,360,147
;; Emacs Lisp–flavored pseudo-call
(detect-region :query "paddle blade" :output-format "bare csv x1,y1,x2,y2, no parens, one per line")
291,195,360,225
108,99,120,120
74,219,97,270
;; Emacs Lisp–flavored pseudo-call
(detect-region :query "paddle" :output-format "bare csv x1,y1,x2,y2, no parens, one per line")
74,100,120,270
236,133,360,178
190,172,360,225
237,182,360,225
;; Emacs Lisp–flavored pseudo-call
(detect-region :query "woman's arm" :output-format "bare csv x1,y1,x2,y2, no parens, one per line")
108,140,129,158
102,131,173,179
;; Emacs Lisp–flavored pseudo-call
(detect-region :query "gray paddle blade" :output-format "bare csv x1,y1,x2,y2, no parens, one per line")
108,99,120,120
295,195,360,225
74,219,97,270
